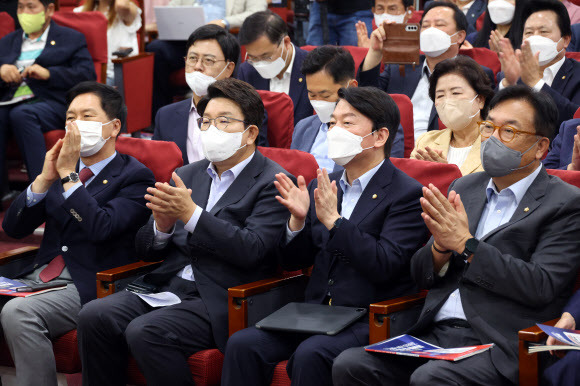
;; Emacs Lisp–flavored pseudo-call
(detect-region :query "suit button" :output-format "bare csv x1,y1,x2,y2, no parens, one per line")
33,263,38,269
61,246,68,252
328,279,334,286
426,308,431,313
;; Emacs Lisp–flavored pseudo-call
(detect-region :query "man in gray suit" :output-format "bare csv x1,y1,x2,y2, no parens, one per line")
77,78,291,386
292,46,404,172
332,85,580,385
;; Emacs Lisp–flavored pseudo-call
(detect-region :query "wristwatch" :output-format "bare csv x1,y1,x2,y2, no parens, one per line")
333,217,345,230
459,238,479,259
61,172,80,185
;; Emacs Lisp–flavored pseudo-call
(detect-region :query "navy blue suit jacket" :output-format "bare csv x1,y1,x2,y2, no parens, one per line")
497,58,580,130
2,153,154,304
358,55,495,132
465,0,486,35
543,118,580,170
153,99,269,165
564,290,580,326
237,45,313,124
569,23,580,52
0,20,96,112
278,159,429,309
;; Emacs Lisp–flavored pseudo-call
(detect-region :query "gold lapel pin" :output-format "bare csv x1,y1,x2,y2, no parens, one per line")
50,40,55,45
562,76,566,80
103,180,108,184
372,194,378,199
298,77,303,82
524,207,529,212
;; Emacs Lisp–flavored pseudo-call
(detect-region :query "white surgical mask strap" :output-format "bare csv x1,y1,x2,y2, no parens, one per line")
213,61,229,80
468,94,480,119
361,130,377,151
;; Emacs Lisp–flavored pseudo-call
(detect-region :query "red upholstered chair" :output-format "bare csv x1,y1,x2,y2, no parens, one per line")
257,90,295,149
390,94,415,158
301,45,369,76
257,147,318,184
0,12,15,39
566,52,580,61
460,47,501,79
55,0,80,11
575,107,580,119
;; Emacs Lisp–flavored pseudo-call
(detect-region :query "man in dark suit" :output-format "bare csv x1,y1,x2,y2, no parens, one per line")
0,0,95,186
543,118,580,169
1,81,154,386
77,78,292,386
463,0,486,35
494,0,580,131
332,85,580,385
153,25,266,165
568,23,580,52
237,10,313,125
221,86,429,386
359,2,495,139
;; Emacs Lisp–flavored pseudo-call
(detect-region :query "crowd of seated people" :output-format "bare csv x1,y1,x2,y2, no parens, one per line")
1,0,580,384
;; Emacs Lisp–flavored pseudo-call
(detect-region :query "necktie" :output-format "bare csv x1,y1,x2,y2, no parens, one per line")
39,255,65,283
79,167,94,185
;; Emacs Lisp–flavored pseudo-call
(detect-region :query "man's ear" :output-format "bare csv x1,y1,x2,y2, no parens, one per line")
562,35,571,50
375,127,389,148
245,125,259,146
224,61,235,79
347,79,358,88
111,119,122,139
455,30,467,45
535,137,550,160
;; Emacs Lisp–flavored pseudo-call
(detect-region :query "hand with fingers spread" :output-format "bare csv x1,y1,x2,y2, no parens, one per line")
547,312,576,357
32,139,64,193
568,126,580,171
493,34,521,87
420,184,472,254
313,168,341,230
274,173,310,232
518,40,542,87
362,24,389,71
57,122,82,178
145,172,195,228
356,21,370,48
414,147,447,163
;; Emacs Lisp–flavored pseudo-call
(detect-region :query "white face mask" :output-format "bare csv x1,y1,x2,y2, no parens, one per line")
374,12,405,25
66,119,114,157
200,125,249,163
185,62,228,97
526,35,563,66
420,28,458,57
310,100,337,123
327,126,375,166
250,42,288,79
487,0,515,25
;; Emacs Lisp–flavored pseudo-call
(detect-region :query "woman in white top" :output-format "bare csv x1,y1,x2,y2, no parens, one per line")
75,0,141,84
411,56,494,175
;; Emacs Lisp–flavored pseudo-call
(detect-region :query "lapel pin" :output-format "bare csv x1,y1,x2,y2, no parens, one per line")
50,40,55,45
298,77,303,82
562,76,566,80
524,207,529,212
372,194,378,199
103,180,108,184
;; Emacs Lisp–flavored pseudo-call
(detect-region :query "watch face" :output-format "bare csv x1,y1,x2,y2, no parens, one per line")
69,172,79,182
466,238,479,252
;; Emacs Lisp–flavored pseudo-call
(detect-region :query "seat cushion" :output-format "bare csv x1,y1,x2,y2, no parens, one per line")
270,360,291,386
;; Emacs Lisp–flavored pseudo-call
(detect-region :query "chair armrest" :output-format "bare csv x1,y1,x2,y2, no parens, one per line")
111,52,154,65
0,246,39,265
228,274,307,336
369,291,427,344
96,260,162,298
518,318,559,386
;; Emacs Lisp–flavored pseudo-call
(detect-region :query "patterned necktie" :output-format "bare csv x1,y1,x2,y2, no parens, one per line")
79,167,94,185
38,255,65,283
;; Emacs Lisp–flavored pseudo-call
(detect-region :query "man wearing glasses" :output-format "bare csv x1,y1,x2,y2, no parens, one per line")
333,85,580,386
77,78,292,385
153,24,267,166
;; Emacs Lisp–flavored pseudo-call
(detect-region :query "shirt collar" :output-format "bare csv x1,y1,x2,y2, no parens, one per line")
206,150,255,181
319,122,328,132
461,0,475,11
544,56,566,81
283,43,296,78
339,159,385,193
23,25,50,42
485,163,543,205
79,151,117,177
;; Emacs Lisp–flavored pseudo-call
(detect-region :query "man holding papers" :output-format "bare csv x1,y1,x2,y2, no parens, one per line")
221,86,428,386
333,86,580,385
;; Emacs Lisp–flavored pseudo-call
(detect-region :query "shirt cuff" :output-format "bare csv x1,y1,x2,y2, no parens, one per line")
437,261,450,277
285,221,304,243
183,206,203,234
499,78,508,91
153,220,174,249
62,182,82,200
533,79,546,91
26,184,47,207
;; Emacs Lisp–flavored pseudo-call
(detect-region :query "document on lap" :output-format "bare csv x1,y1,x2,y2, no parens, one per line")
528,324,580,353
0,277,67,297
134,291,182,308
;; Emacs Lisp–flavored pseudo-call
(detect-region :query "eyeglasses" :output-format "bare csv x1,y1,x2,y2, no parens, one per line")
245,42,283,64
197,116,247,131
184,55,226,68
478,121,539,143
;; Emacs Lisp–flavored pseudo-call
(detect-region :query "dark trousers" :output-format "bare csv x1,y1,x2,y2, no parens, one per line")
221,322,368,386
0,100,64,189
544,350,580,386
77,277,215,386
146,39,187,121
332,323,514,386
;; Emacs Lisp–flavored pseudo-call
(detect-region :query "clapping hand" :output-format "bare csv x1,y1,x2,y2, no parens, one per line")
274,173,310,232
145,172,195,229
356,21,370,48
490,31,521,87
568,126,580,171
414,147,447,163
519,40,542,87
56,122,81,178
313,168,341,231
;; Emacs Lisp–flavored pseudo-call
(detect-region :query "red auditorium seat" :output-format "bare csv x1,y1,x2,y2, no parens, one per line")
0,12,15,39
566,51,580,61
389,94,415,158
301,45,369,76
575,107,580,119
460,47,501,79
257,90,295,149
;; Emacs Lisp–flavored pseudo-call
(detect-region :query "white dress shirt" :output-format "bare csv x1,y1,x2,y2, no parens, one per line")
434,164,543,322
499,56,566,91
411,61,433,141
269,43,296,96
186,98,204,163
461,0,475,14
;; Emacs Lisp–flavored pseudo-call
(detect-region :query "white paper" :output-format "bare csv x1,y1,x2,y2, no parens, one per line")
136,291,182,307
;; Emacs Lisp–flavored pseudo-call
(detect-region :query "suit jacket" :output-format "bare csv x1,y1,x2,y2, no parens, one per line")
543,118,580,170
497,58,580,131
2,153,155,304
358,55,495,132
278,159,429,309
134,150,291,351
409,168,580,383
564,289,580,327
237,45,313,125
0,20,96,111
153,99,269,165
464,0,486,35
411,129,483,175
568,23,580,52
291,115,406,164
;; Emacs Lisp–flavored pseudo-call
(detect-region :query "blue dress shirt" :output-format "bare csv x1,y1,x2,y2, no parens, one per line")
310,122,336,172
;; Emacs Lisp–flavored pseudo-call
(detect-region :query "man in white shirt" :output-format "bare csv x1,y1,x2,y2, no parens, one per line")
492,0,580,129
77,78,291,386
237,10,313,124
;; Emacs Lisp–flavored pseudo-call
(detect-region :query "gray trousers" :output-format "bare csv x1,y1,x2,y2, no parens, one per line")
0,279,80,386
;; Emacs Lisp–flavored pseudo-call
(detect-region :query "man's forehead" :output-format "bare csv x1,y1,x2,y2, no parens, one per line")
188,40,222,56
525,10,558,27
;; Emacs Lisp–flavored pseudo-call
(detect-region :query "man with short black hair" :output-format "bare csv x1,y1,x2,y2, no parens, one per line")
77,78,292,386
2,81,154,386
237,10,313,125
221,86,428,386
333,85,580,386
